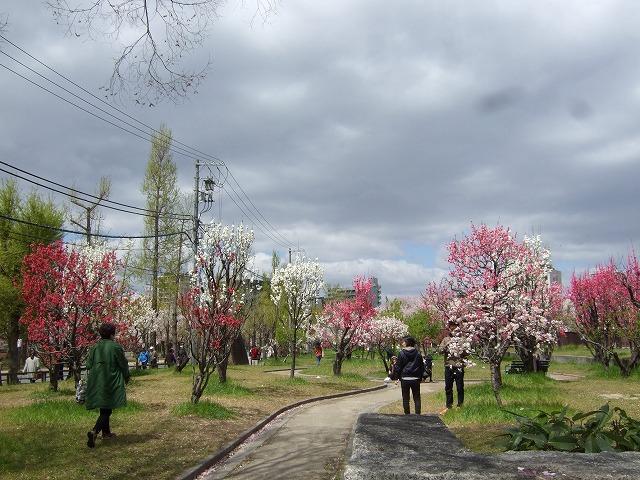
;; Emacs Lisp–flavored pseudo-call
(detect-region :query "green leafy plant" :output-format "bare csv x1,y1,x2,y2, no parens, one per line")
496,403,640,453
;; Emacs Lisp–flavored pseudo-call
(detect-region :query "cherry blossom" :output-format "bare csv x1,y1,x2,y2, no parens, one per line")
271,255,324,379
20,241,124,389
312,276,377,375
181,221,255,403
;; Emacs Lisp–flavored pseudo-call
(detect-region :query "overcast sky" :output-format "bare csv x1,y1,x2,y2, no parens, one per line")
1,1,639,298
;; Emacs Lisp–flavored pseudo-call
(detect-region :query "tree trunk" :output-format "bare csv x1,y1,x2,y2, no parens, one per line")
611,347,640,377
171,309,178,353
49,365,59,392
333,350,344,376
7,317,21,385
191,369,208,404
217,359,228,384
490,363,503,407
289,331,297,380
515,346,536,372
380,351,390,374
230,336,249,365
72,357,83,384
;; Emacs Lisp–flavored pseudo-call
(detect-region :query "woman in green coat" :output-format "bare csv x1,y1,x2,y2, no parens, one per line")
86,322,130,448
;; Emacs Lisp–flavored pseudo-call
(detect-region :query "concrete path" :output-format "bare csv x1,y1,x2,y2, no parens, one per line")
196,381,438,480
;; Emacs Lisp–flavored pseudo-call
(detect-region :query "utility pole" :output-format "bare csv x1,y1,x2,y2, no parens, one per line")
193,161,224,259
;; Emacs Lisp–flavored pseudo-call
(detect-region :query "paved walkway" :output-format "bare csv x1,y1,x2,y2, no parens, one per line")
192,381,436,480
180,371,640,480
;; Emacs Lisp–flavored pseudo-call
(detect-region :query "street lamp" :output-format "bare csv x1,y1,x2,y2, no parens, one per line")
193,161,224,259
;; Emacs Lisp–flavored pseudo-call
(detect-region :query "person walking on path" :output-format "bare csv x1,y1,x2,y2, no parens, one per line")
23,351,40,383
438,320,466,415
85,322,130,448
390,336,424,415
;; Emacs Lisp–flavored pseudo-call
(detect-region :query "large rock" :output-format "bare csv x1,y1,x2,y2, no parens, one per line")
344,413,640,479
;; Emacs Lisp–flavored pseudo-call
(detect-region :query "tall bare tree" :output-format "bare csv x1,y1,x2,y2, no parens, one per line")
69,176,111,245
158,194,192,350
137,124,182,347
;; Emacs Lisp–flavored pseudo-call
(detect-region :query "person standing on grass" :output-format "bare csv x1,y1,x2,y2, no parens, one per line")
137,348,149,369
390,336,424,415
438,320,466,415
176,343,190,372
250,345,261,365
313,341,323,366
85,322,130,448
23,351,40,383
165,348,176,367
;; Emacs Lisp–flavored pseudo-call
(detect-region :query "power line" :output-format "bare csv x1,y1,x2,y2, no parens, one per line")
226,169,295,248
0,213,188,241
0,160,189,221
0,33,297,251
0,36,220,164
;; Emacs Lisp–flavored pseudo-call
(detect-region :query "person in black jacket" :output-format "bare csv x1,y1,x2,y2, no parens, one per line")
438,320,466,414
391,336,424,414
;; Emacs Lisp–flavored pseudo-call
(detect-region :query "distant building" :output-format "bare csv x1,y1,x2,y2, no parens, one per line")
328,277,382,308
548,268,562,287
370,277,382,307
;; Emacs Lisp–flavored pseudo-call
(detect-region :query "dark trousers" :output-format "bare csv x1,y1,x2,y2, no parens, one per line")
93,408,113,435
400,379,421,414
444,366,464,408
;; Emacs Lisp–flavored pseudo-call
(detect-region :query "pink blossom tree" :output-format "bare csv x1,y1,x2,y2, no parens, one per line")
614,251,640,375
569,253,640,376
425,225,564,406
313,276,377,375
181,222,254,403
20,241,124,390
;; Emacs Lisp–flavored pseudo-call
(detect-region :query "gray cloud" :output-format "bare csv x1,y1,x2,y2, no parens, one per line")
1,1,640,297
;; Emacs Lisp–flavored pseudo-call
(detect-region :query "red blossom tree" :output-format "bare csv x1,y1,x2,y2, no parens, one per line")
180,286,243,402
180,222,254,403
20,241,124,390
313,276,377,375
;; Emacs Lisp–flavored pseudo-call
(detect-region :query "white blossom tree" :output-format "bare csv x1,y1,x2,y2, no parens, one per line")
117,292,157,351
360,313,408,372
181,221,254,403
512,235,565,370
270,256,324,379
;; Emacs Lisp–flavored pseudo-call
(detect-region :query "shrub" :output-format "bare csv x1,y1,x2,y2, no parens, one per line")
496,403,640,453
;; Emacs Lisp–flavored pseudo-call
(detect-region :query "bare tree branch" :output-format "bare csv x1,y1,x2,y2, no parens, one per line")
44,0,279,105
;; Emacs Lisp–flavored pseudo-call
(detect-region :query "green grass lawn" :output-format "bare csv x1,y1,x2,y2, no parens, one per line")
2,349,640,478
414,350,640,452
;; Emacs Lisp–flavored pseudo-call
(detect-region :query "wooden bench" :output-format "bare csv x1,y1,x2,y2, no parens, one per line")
537,359,550,373
504,360,526,375
504,359,549,375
